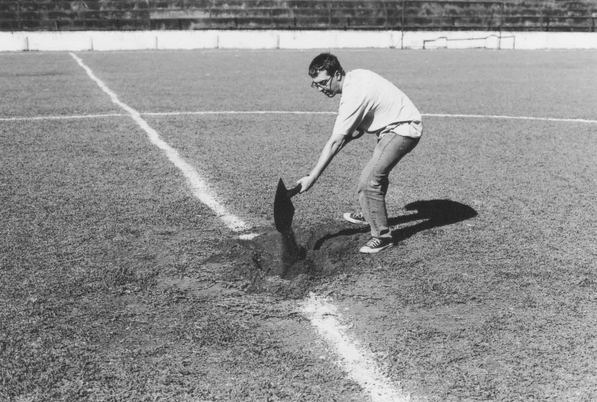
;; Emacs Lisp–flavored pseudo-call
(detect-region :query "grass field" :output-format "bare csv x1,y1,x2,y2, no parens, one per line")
1,49,597,402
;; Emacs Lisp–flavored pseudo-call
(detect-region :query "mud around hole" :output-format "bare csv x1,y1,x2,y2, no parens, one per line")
229,222,366,298
228,199,478,299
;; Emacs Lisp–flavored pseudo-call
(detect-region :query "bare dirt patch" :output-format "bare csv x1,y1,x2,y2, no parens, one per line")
223,199,478,300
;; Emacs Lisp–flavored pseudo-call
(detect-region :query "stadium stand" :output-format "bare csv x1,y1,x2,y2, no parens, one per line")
0,0,595,32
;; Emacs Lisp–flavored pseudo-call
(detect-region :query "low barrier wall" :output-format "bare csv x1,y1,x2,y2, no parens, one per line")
1,30,596,51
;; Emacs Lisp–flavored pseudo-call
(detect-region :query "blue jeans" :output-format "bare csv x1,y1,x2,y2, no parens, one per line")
358,123,421,239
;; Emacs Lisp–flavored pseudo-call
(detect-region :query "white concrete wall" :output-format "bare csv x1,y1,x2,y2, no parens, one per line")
0,32,28,51
26,32,93,51
155,30,218,50
511,32,597,50
217,30,279,49
1,30,596,52
402,31,516,50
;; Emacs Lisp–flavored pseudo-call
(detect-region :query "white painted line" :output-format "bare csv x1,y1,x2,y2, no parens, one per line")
69,52,251,233
3,111,596,124
301,293,411,402
424,113,597,124
145,111,597,124
0,113,127,122
142,110,337,116
238,233,262,240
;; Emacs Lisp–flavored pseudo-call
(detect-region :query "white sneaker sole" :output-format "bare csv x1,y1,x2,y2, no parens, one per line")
343,212,367,225
359,243,393,254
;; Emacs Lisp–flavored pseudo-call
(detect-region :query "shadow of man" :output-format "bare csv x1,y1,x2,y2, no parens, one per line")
389,199,478,242
314,199,477,250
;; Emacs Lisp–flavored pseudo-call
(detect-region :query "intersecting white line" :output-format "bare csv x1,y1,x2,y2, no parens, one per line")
69,53,251,233
2,111,596,124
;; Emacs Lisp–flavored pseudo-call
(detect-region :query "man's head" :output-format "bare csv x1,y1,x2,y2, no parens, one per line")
308,53,345,98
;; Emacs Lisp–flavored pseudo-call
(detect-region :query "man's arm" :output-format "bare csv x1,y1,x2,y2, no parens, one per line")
296,132,348,193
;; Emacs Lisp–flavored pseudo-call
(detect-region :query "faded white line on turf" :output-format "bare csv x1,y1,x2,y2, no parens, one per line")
301,293,410,402
237,233,261,240
142,111,337,116
424,113,597,124
69,53,251,233
144,111,597,124
0,113,127,121
3,111,597,125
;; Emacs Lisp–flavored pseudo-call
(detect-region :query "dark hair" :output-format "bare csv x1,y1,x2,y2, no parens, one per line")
308,53,345,78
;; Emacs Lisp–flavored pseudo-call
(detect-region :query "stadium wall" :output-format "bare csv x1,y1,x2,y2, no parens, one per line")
0,30,596,51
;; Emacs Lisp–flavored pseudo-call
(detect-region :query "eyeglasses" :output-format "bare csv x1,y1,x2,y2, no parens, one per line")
311,73,335,89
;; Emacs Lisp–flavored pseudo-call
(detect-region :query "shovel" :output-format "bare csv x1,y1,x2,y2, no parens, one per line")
273,178,301,233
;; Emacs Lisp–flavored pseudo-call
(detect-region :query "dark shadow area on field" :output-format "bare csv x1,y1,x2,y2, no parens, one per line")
313,199,478,250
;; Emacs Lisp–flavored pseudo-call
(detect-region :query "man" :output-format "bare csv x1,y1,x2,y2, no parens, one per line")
296,53,422,254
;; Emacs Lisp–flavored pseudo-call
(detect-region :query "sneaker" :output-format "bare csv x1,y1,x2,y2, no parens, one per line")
359,237,393,254
343,212,367,224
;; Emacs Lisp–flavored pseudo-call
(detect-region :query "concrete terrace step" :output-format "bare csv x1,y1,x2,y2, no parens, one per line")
0,0,596,31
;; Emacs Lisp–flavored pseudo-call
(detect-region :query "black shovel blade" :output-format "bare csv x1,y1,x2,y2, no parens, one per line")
274,178,301,232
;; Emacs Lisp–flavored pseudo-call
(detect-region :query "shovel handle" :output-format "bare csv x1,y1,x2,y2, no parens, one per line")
286,184,302,198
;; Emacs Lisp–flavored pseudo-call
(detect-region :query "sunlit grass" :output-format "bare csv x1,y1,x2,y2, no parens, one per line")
1,49,596,401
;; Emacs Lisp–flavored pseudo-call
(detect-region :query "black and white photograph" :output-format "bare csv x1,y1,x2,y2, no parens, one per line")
1,1,596,401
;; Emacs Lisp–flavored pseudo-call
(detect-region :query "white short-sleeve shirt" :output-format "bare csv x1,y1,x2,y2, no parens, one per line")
332,69,422,138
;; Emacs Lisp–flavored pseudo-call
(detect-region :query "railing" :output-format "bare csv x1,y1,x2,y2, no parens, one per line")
0,0,595,32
